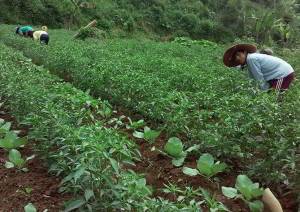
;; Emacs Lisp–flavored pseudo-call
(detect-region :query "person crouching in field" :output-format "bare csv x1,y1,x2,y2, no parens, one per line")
223,44,295,92
16,26,33,37
28,30,49,45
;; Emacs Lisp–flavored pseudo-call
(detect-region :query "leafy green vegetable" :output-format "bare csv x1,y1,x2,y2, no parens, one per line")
164,137,184,157
222,175,264,212
183,153,226,177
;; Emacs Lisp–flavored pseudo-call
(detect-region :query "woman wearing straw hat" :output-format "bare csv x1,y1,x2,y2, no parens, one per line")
223,44,295,92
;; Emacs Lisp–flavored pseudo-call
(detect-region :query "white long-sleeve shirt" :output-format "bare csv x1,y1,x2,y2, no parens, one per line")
246,53,294,91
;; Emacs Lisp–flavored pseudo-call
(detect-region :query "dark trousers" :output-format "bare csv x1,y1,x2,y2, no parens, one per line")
268,72,296,92
40,34,49,45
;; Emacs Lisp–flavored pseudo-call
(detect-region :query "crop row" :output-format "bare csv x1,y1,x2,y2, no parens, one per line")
0,25,299,186
0,41,157,211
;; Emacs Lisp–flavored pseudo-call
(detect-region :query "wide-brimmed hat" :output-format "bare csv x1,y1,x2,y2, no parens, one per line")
223,44,257,67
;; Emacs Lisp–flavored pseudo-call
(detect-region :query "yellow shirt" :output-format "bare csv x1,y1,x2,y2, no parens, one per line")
33,31,48,40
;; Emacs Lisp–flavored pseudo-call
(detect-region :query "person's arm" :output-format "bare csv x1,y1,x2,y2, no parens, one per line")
247,58,269,91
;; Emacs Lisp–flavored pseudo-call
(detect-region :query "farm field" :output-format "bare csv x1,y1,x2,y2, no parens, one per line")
0,24,299,212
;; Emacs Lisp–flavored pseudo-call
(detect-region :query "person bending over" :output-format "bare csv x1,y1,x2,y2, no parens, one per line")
16,26,33,37
33,30,49,45
223,44,295,92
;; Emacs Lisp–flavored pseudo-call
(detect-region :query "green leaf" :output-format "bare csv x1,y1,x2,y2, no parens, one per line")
251,188,264,198
5,131,18,142
22,168,29,172
26,154,36,162
249,183,259,189
144,130,160,141
235,175,255,200
9,149,24,166
127,119,146,129
1,122,11,131
197,161,212,176
221,186,237,198
186,144,200,152
133,131,144,139
0,128,8,136
144,126,151,133
136,178,147,187
60,173,74,186
199,153,214,166
64,199,86,212
24,203,37,212
84,189,94,201
109,157,120,176
211,163,226,175
0,132,27,150
12,137,28,148
248,200,264,212
164,137,183,157
0,118,4,125
177,196,185,202
172,156,185,167
237,187,252,201
201,188,211,202
74,167,85,183
182,167,199,176
5,161,14,168
123,159,136,166
236,175,254,188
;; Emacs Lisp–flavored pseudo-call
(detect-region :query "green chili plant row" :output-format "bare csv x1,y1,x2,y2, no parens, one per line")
1,25,299,188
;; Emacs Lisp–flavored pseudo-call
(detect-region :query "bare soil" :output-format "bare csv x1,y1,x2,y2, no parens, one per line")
0,109,70,212
0,108,298,212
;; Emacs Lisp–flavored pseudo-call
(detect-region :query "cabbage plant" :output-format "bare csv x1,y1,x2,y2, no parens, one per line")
162,137,199,167
183,153,227,177
222,175,264,212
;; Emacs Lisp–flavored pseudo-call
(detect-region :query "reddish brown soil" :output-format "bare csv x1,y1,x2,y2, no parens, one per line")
0,107,298,212
117,116,299,212
0,109,70,212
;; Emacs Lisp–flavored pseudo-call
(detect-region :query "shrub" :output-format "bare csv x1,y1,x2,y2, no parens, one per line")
74,27,107,40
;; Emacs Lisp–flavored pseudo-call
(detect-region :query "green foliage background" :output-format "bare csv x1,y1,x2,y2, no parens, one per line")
1,0,300,44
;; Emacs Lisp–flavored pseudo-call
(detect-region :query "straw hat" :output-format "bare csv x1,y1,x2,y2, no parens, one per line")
41,26,48,32
223,44,257,67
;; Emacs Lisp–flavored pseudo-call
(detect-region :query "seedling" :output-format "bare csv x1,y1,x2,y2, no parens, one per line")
0,130,28,150
177,187,202,204
126,118,146,131
222,175,264,212
5,149,35,172
201,188,229,212
152,137,199,167
133,126,161,143
24,203,37,212
183,153,227,177
160,182,182,199
107,115,126,129
16,187,34,197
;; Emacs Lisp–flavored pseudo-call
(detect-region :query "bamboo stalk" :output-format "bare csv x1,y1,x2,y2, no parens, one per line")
73,20,97,38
